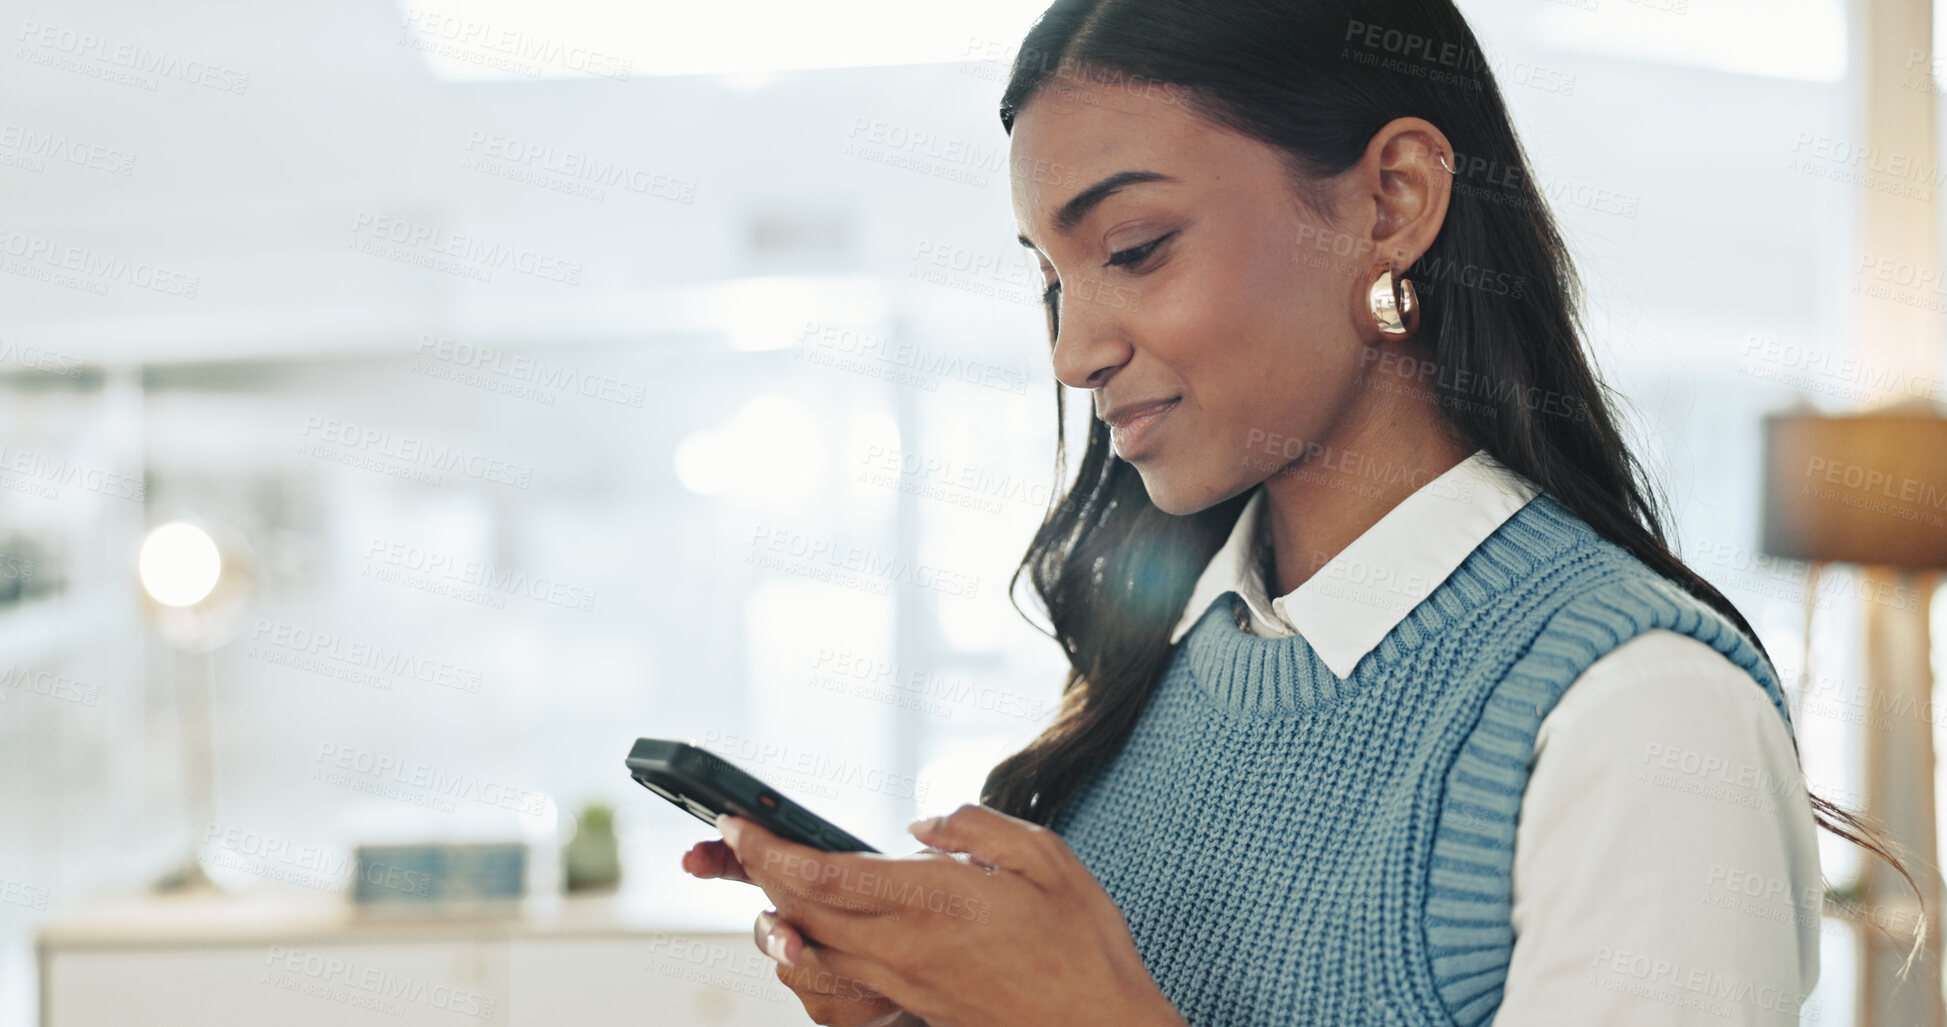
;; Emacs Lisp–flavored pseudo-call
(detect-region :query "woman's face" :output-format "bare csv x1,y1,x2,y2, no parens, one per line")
1009,79,1431,516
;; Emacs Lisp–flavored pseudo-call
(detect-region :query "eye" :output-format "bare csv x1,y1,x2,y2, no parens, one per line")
1035,262,1061,305
1105,230,1175,270
1035,231,1173,308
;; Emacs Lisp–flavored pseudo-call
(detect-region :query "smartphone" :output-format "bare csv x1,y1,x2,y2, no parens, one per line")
626,737,880,853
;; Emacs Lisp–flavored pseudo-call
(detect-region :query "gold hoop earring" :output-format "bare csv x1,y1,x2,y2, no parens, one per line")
1368,266,1419,337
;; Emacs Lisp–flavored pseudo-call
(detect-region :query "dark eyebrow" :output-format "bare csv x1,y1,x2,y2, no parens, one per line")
1016,170,1175,249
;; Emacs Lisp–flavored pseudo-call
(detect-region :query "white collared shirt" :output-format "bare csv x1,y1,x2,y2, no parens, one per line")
1170,449,1821,1024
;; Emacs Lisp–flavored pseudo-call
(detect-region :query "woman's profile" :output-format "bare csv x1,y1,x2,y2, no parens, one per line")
683,1,1923,1023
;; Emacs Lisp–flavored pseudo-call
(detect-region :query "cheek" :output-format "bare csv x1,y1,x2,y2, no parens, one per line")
1198,314,1362,472
1139,232,1358,466
1261,260,1351,360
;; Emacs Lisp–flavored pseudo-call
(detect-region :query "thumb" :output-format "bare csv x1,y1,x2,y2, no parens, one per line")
906,803,1065,885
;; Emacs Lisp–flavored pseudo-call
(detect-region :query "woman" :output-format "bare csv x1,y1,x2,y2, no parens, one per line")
684,0,1920,1023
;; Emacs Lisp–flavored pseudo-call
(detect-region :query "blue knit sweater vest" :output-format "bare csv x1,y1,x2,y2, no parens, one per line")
1048,492,1796,1026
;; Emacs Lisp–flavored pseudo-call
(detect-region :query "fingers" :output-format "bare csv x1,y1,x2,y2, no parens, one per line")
906,802,1066,886
754,907,803,964
807,940,922,1016
721,815,906,912
724,818,950,923
681,839,750,882
754,908,904,1023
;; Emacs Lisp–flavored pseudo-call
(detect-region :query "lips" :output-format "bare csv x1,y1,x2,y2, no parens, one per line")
1104,397,1180,459
1101,397,1181,428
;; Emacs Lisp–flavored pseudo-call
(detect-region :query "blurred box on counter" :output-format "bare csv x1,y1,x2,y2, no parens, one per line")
351,841,527,910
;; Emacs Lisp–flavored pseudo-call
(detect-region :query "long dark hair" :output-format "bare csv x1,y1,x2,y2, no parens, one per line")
980,0,1923,957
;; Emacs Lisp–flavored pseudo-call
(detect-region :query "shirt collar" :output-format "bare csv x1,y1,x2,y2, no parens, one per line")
1169,448,1542,679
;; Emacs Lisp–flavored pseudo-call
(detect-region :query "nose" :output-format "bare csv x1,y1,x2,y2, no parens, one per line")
1048,287,1133,391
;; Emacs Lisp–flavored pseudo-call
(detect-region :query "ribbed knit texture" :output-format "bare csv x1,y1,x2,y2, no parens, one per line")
1049,492,1795,1026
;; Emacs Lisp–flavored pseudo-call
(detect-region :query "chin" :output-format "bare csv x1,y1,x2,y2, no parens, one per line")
1131,465,1225,517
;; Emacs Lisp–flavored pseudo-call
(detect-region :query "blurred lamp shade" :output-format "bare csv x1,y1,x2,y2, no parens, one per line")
1759,402,1947,568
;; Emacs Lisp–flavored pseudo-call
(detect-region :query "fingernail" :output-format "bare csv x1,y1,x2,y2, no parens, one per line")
765,930,793,965
719,815,741,850
906,815,939,835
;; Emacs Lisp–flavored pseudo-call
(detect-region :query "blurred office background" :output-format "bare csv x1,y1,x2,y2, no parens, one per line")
3,0,1946,1024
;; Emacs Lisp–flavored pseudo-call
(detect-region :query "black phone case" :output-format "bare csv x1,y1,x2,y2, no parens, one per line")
626,737,881,853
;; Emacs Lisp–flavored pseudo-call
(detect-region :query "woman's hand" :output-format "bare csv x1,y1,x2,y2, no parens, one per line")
683,834,914,1025
754,907,910,1025
680,836,752,884
717,803,1187,1027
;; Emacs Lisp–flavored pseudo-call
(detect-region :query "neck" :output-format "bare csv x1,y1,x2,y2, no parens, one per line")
1255,385,1469,599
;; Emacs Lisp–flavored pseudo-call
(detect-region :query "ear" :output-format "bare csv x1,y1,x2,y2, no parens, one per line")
1357,117,1454,271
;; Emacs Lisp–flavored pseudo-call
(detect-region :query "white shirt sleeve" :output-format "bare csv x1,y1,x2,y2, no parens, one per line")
1494,629,1823,1026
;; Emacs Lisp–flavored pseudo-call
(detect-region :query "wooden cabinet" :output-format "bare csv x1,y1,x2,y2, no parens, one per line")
38,894,810,1026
